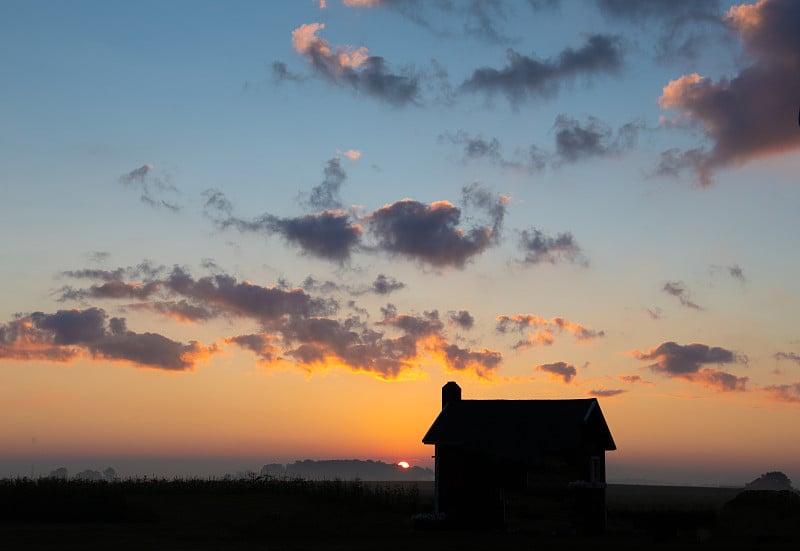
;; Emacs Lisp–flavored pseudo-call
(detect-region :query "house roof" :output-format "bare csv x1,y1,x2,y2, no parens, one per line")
422,398,616,464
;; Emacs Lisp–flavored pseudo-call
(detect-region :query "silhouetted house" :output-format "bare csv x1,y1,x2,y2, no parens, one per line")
422,382,616,531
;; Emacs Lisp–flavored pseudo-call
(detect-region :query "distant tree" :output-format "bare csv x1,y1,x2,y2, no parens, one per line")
75,469,103,481
103,467,118,481
745,471,796,491
260,463,286,478
49,467,68,479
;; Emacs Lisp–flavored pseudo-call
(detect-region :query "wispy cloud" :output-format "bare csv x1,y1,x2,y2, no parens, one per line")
118,164,181,211
289,22,419,106
461,33,624,105
662,281,702,310
497,313,604,349
515,228,587,266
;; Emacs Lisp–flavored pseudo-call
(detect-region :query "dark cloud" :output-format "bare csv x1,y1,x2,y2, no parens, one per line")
266,212,362,262
662,281,702,310
58,280,161,302
371,274,405,295
162,267,337,325
551,115,642,165
728,264,745,282
343,0,514,45
118,164,181,211
527,0,560,11
292,23,419,107
516,228,586,266
619,374,643,383
0,308,216,370
589,388,626,397
271,61,306,83
461,33,624,105
448,310,475,330
657,0,800,186
441,343,501,378
302,157,346,211
203,189,362,262
368,199,494,268
536,361,577,383
596,0,724,61
775,352,800,365
439,131,505,165
631,341,747,391
379,309,443,337
763,383,800,403
131,300,218,323
460,183,508,241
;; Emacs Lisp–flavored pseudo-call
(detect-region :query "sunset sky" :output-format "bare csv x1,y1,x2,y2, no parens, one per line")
2,0,799,485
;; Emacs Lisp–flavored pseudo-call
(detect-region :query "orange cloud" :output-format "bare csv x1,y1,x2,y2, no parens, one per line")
291,23,369,72
343,0,381,6
497,314,604,349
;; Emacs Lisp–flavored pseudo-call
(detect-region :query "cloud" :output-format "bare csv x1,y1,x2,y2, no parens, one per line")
763,382,800,403
448,310,475,330
440,343,501,378
371,274,405,295
271,61,306,83
55,265,499,380
631,341,747,391
619,374,644,383
662,281,702,310
57,280,161,302
536,361,577,383
551,115,642,165
203,189,363,263
596,0,724,61
728,264,745,282
290,22,419,106
496,314,604,349
439,131,506,165
774,351,800,365
224,333,279,362
589,388,626,397
516,228,586,265
341,149,362,161
0,308,217,371
342,0,515,44
368,199,495,268
302,157,347,210
461,33,624,105
644,307,663,320
118,164,181,211
657,0,800,186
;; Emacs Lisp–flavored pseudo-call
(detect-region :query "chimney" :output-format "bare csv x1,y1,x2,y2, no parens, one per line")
442,381,461,409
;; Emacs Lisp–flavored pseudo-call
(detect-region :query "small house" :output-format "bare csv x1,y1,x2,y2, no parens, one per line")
422,382,616,531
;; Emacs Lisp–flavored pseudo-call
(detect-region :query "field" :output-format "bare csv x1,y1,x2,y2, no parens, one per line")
1,478,799,550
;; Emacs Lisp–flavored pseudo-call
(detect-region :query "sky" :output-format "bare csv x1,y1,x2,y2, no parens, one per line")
1,0,799,486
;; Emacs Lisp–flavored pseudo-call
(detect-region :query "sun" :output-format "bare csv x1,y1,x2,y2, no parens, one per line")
397,460,410,469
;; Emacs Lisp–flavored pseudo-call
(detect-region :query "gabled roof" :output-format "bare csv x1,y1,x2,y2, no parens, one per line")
422,398,615,464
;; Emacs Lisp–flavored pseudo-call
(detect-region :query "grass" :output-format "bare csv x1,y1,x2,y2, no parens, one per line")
1,479,798,550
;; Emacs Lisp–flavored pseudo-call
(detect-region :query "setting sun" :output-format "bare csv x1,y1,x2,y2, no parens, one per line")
397,461,410,469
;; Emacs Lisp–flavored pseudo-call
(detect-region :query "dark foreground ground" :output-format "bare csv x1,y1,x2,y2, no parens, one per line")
2,478,799,550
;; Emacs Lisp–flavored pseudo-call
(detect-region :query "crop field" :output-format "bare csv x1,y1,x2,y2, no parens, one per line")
1,478,798,550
